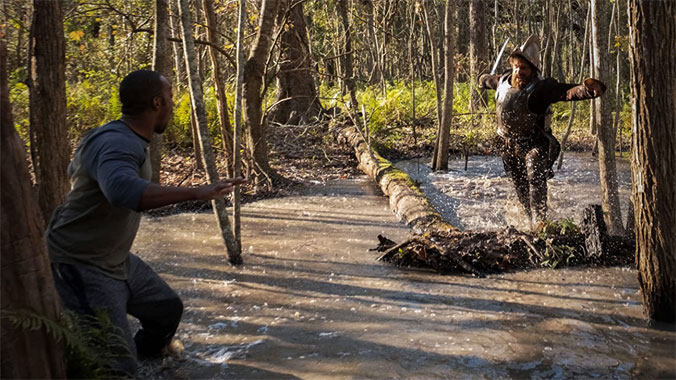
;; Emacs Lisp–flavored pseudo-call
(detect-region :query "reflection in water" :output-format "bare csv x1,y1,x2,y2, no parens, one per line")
396,153,632,231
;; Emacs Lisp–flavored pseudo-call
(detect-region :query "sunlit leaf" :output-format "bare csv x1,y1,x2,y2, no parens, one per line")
69,30,85,41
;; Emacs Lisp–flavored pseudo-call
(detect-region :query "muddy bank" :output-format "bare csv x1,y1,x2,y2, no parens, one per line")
133,178,674,379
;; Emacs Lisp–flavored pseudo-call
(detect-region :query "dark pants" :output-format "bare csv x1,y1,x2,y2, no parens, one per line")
499,132,560,224
51,254,183,376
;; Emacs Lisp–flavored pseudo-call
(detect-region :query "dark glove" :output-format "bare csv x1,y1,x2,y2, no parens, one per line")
583,78,607,97
478,74,489,89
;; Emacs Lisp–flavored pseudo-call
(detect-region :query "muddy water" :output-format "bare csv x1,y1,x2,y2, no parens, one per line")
133,177,674,379
396,153,632,231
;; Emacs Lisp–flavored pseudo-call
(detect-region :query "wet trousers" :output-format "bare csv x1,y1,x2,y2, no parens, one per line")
499,133,560,224
51,254,183,377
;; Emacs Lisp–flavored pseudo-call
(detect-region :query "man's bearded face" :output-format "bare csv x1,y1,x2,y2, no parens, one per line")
510,57,534,89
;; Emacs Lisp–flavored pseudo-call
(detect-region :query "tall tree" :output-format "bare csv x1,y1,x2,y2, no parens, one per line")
269,0,323,125
150,0,172,183
432,0,456,171
591,0,623,234
203,0,234,176
177,0,241,264
243,0,281,184
29,0,69,223
233,0,247,255
336,0,359,110
628,0,675,323
469,0,488,110
1,39,66,379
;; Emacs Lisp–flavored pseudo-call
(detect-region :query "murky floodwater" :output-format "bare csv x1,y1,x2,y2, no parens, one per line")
132,176,674,379
396,152,632,231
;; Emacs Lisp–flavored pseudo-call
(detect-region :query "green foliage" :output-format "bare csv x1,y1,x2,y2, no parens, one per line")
536,219,581,269
9,70,29,142
3,308,132,379
66,73,119,138
539,218,581,238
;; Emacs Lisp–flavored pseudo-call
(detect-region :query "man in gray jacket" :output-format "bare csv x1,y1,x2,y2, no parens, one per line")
47,70,246,376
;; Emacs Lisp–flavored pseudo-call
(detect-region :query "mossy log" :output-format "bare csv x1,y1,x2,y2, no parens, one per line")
334,121,456,234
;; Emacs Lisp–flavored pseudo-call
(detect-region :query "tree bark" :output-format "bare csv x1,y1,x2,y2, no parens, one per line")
1,39,66,379
177,0,241,264
233,0,247,255
151,0,172,184
203,0,233,176
269,0,323,125
591,0,624,235
433,0,456,171
336,0,359,110
469,0,488,111
243,0,281,184
29,0,69,224
628,0,675,323
422,1,442,127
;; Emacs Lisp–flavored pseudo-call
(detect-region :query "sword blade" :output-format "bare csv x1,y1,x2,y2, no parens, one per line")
490,38,510,75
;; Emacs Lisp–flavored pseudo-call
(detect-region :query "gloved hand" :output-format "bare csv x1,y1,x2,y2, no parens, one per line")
583,78,607,97
478,74,489,89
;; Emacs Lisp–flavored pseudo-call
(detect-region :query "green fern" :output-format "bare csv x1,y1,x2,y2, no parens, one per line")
3,308,133,379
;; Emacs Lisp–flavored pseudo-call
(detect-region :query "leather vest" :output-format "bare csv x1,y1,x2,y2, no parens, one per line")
495,75,551,138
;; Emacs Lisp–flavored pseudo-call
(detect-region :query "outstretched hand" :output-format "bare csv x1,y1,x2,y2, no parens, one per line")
584,78,607,97
194,177,249,201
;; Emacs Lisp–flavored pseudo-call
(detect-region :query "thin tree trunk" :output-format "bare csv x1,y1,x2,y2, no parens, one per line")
151,0,172,184
433,0,456,171
591,0,623,234
558,5,591,170
169,0,185,86
203,0,233,176
628,0,675,323
1,39,66,379
243,0,281,186
233,0,246,255
422,1,442,127
29,0,69,224
269,0,323,125
177,0,241,264
337,0,358,110
469,0,488,111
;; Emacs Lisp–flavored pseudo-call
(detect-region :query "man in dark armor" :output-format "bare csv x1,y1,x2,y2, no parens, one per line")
479,35,606,225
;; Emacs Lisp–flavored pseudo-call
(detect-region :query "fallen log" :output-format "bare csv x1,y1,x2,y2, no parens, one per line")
334,120,634,275
333,121,456,234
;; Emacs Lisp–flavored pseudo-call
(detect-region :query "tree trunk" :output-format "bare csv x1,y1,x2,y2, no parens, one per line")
433,0,456,171
456,0,469,81
628,0,675,323
29,0,69,224
203,0,233,176
169,0,186,87
269,0,323,125
591,0,624,235
469,0,488,111
150,0,172,184
422,1,442,127
243,0,281,185
336,0,359,110
233,0,247,256
1,39,66,379
177,0,241,264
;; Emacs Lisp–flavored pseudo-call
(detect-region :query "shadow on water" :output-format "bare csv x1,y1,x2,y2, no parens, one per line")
133,177,674,379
